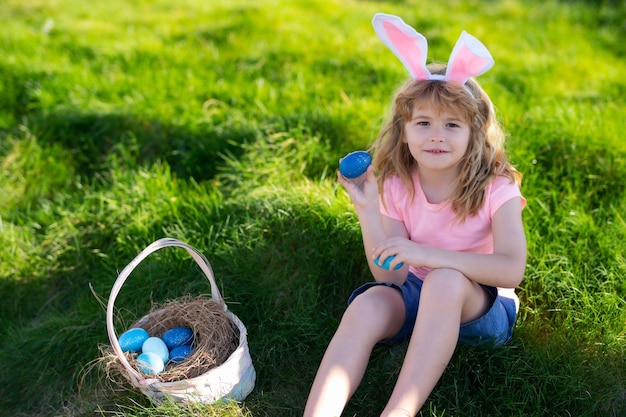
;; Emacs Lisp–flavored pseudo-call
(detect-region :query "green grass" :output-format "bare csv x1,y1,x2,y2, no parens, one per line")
1,0,624,416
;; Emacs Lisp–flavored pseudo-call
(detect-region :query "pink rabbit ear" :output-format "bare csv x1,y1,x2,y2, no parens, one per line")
372,13,431,80
445,31,494,84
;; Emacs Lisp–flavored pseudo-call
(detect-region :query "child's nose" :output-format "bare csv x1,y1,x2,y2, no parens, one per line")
430,126,445,141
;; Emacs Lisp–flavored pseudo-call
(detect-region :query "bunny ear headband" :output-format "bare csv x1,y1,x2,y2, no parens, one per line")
372,13,494,86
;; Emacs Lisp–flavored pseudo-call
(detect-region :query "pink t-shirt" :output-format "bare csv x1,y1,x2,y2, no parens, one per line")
380,172,526,279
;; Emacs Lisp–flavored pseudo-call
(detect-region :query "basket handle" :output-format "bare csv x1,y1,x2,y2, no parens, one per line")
106,237,223,384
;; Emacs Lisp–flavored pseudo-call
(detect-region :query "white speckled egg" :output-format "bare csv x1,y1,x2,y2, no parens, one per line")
136,352,164,375
142,337,169,363
118,327,149,353
162,327,194,350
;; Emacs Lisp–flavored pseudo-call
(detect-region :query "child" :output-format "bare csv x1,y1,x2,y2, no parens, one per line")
304,13,526,417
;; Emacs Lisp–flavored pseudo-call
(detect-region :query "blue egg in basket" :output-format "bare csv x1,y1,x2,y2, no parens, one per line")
118,327,149,353
162,327,194,350
169,345,194,363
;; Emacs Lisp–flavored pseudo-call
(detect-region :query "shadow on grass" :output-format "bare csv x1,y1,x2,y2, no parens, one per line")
345,335,625,417
23,110,251,182
4,108,358,188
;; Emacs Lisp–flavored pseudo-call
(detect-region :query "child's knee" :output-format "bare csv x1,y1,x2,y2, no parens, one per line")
350,284,402,308
343,286,405,335
422,268,472,301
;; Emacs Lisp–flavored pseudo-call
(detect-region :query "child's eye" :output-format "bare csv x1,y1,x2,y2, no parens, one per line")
447,122,460,128
416,121,429,126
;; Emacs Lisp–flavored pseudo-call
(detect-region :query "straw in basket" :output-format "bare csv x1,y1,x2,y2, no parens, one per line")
106,238,256,404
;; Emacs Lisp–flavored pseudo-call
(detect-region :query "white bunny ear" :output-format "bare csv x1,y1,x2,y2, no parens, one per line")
445,31,494,84
372,14,495,86
372,13,431,80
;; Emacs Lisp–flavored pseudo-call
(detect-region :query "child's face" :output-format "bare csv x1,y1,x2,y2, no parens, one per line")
403,104,471,176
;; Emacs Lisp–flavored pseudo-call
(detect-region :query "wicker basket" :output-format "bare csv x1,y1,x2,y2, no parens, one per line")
105,238,256,404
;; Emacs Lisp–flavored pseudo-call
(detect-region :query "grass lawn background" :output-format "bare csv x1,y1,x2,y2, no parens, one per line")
0,0,624,416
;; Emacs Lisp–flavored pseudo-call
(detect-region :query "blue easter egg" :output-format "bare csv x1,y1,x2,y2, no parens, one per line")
142,337,169,363
169,345,194,363
339,151,372,179
118,327,149,353
162,327,194,350
374,255,404,271
136,352,165,375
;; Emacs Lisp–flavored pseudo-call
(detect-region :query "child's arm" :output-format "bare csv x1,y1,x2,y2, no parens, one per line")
338,167,411,285
372,197,527,288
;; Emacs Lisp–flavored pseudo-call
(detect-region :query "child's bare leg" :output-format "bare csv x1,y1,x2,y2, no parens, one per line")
304,286,406,417
380,269,490,417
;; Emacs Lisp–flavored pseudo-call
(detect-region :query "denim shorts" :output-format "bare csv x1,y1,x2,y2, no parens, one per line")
347,273,518,348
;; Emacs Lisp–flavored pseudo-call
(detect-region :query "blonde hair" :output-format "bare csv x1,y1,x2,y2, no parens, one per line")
372,64,521,221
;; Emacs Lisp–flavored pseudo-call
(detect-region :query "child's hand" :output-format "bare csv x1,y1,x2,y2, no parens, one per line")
372,236,425,270
337,165,378,211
